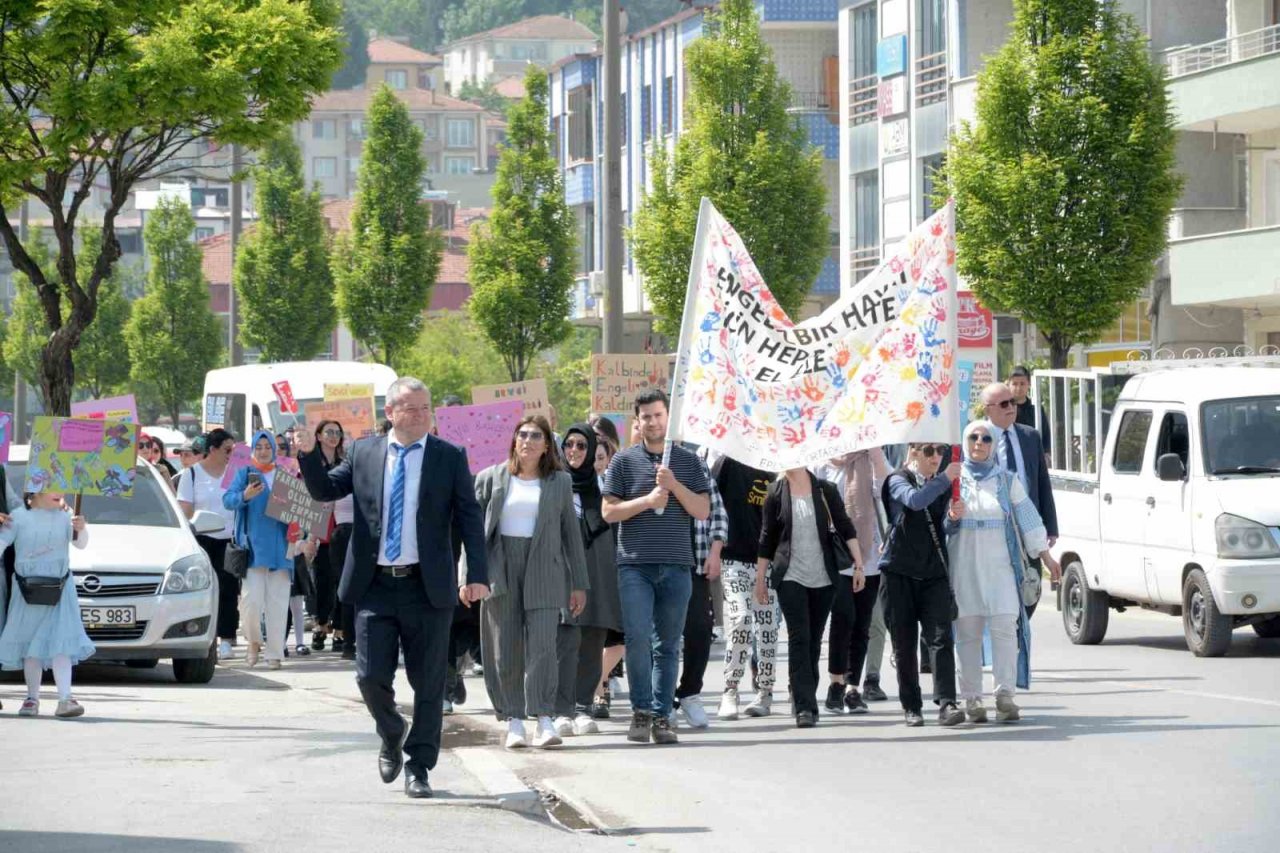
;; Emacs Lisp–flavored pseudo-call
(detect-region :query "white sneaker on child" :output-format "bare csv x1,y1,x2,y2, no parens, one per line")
553,715,574,737
19,698,39,717
572,713,599,735
55,698,84,718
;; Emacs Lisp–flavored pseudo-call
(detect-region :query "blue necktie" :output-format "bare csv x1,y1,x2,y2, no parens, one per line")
1002,429,1019,474
385,444,410,562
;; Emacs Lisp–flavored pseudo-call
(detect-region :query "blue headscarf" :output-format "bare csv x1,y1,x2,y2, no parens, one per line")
250,429,278,472
961,420,1000,482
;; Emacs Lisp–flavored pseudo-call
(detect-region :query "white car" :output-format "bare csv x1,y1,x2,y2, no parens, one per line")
8,447,225,682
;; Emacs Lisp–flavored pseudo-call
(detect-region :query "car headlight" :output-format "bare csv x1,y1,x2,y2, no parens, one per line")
1215,514,1280,560
161,555,213,594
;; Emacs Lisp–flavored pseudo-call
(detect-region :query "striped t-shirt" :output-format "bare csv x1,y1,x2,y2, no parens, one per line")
603,443,710,568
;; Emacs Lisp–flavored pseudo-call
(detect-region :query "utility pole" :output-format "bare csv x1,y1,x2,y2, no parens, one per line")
228,143,244,366
13,197,28,443
601,0,625,354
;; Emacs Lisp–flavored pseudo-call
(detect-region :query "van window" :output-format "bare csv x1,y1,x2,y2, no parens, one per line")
1154,411,1190,471
1112,409,1152,474
251,404,264,434
1202,395,1280,474
205,393,245,438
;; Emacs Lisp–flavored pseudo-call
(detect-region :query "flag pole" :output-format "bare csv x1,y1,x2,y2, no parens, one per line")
655,197,714,515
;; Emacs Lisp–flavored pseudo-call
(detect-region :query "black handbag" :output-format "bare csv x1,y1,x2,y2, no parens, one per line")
17,574,67,606
817,486,855,574
223,507,250,579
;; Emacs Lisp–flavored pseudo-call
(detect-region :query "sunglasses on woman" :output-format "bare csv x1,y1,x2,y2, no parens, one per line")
564,439,589,451
918,444,951,458
967,433,994,444
321,428,343,438
516,429,545,442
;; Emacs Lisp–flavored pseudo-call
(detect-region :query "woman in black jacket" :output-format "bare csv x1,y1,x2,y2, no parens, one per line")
878,442,965,728
754,467,862,728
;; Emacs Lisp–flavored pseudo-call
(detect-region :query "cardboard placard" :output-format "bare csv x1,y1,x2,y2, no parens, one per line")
304,398,378,439
471,378,551,422
220,444,254,488
71,393,139,424
264,472,332,539
434,401,524,474
590,354,670,415
324,383,375,402
26,417,137,497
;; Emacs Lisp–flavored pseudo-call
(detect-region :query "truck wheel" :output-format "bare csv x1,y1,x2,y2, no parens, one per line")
1183,569,1232,657
1253,615,1280,639
173,643,217,684
1062,563,1108,645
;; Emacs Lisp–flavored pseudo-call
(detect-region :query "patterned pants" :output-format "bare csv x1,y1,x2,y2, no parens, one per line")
720,559,779,691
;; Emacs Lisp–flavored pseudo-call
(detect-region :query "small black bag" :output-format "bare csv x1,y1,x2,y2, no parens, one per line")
817,486,855,574
17,574,67,606
223,507,250,579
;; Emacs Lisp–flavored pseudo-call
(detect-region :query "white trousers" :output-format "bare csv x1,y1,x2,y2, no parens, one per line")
721,559,779,691
954,613,1018,700
241,568,291,662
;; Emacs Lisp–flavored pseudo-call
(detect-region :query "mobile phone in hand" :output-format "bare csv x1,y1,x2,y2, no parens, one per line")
247,472,262,488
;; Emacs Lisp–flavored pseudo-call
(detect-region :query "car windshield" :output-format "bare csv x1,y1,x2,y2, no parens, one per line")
8,463,180,527
1201,395,1280,474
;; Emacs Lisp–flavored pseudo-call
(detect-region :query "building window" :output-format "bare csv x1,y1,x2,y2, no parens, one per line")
510,43,547,61
385,69,408,90
567,86,593,162
640,84,652,143
313,157,337,178
1096,298,1153,346
444,156,475,175
349,119,365,139
312,119,337,140
918,0,946,56
446,118,475,148
620,92,628,142
191,187,229,208
551,114,562,164
346,157,361,178
920,153,945,220
194,227,215,241
577,205,595,275
661,77,673,136
116,229,142,255
852,3,878,79
853,170,879,249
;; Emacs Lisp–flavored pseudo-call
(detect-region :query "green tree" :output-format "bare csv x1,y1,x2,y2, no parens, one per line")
125,198,223,426
457,79,514,114
0,314,13,400
395,311,509,403
442,0,523,43
3,234,56,402
0,0,341,415
332,4,370,89
331,86,443,365
468,67,575,380
349,0,448,51
234,134,336,361
943,0,1180,367
532,326,596,426
631,0,828,337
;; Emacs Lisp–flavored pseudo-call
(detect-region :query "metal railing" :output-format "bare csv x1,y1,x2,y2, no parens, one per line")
789,91,835,113
1165,23,1280,77
849,74,878,125
915,51,948,107
850,245,880,282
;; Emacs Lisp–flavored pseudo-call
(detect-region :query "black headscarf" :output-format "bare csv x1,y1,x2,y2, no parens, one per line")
563,424,609,546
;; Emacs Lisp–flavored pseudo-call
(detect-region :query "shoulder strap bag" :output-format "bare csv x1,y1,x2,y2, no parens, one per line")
817,484,855,575
222,504,251,579
1001,471,1042,608
921,494,960,622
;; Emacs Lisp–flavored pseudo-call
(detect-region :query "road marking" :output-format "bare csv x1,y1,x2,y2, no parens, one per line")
1037,675,1280,708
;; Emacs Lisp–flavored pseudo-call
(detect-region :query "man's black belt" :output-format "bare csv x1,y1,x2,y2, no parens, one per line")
378,563,420,578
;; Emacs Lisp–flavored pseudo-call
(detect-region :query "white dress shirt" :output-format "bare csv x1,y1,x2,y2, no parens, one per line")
986,421,1029,494
377,439,424,566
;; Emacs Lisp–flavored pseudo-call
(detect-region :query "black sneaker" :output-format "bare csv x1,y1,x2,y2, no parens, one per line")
844,687,869,714
938,702,965,727
651,715,678,744
627,711,653,743
450,675,467,706
589,698,610,720
795,710,817,728
823,683,847,715
904,710,925,727
311,632,326,652
862,679,888,702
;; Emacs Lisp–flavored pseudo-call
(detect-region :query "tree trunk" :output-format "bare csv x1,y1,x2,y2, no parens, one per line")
171,403,182,430
40,329,78,416
1048,334,1072,369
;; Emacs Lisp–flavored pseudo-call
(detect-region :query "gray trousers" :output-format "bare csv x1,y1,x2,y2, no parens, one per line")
481,543,561,720
864,581,888,681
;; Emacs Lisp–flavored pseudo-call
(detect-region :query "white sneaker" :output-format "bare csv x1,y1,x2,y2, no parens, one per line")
533,716,563,748
572,713,599,735
744,691,773,718
553,715,574,737
608,676,621,694
217,640,233,662
717,688,740,720
966,698,988,723
505,719,528,749
995,695,1021,723
679,695,710,729
442,699,454,715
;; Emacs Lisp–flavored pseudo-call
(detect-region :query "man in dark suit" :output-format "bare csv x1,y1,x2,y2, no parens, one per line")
297,377,489,799
981,382,1059,618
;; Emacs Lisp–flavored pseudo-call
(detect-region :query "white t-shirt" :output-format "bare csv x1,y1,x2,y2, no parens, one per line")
177,464,235,540
499,475,542,538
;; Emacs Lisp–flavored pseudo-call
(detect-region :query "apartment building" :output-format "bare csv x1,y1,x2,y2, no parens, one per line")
366,37,445,91
838,0,1247,367
444,14,599,95
547,0,842,341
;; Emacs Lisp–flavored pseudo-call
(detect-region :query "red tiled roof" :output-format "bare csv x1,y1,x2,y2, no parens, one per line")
492,76,526,100
309,87,483,113
451,14,597,45
199,232,234,287
430,283,471,311
367,38,442,65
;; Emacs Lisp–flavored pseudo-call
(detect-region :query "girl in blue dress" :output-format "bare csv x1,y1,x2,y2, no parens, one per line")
0,491,92,718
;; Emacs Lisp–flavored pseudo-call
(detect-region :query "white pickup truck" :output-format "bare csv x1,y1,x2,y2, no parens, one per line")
1036,356,1280,656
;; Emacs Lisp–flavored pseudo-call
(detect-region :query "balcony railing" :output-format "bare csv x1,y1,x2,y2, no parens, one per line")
849,74,878,126
851,245,880,282
1165,23,1280,78
915,51,948,107
788,91,835,115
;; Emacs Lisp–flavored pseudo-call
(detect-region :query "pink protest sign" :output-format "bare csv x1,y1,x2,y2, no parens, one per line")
434,401,524,474
58,419,105,453
71,393,139,424
0,411,11,463
220,444,254,488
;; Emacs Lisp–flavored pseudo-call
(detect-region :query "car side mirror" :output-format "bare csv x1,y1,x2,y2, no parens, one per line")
190,510,226,535
1156,453,1186,482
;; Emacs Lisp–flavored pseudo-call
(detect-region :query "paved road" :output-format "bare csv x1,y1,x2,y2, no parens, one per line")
2,607,1277,852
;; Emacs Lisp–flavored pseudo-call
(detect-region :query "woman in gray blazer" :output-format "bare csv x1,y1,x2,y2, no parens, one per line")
475,415,589,750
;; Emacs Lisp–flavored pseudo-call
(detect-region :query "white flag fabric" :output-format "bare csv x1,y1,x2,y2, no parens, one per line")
667,198,959,472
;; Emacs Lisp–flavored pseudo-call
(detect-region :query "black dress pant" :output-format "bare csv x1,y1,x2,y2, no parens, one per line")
574,626,609,709
882,572,957,714
309,542,336,628
827,573,882,683
329,524,355,648
675,569,715,701
355,572,453,777
776,580,836,716
197,535,238,641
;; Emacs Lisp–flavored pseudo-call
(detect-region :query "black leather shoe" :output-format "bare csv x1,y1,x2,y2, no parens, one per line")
404,769,433,799
379,725,408,784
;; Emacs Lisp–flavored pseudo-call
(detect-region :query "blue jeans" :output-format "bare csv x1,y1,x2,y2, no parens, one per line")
618,563,693,719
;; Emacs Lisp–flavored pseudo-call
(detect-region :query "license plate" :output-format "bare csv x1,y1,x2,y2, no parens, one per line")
81,606,136,628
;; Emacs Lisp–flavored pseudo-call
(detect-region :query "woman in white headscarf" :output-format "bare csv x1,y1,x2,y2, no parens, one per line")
946,421,1060,724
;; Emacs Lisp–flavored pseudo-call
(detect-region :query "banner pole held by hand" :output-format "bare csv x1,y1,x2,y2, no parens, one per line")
73,492,82,541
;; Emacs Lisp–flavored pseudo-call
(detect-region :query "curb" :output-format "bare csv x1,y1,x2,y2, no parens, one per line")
451,745,543,815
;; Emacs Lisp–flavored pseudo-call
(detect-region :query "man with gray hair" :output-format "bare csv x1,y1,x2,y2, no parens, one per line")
298,376,489,799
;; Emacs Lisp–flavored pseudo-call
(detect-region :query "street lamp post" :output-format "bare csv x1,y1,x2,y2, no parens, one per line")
601,0,625,354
